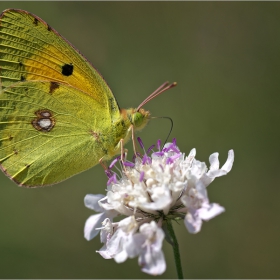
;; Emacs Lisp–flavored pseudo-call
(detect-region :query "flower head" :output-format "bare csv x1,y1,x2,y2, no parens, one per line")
84,138,234,275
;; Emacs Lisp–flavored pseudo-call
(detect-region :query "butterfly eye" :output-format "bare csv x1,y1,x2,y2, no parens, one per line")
132,112,144,128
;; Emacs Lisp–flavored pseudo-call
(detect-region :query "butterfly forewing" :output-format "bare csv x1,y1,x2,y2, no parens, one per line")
0,9,120,119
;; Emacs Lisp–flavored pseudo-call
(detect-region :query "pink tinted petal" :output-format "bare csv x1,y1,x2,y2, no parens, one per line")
221,149,234,173
198,203,225,221
84,194,105,212
84,212,105,240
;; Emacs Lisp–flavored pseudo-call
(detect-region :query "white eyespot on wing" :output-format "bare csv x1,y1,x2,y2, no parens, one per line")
38,118,52,129
40,111,52,117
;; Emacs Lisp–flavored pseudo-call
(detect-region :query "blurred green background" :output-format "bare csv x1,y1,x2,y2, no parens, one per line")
0,1,279,278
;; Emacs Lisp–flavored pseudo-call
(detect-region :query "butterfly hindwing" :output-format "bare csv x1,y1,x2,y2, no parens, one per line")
0,80,114,187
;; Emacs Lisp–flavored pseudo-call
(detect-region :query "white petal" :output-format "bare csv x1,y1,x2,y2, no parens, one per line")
141,187,172,213
98,196,116,211
188,148,196,158
196,180,208,199
118,216,138,233
84,212,105,240
221,149,234,173
139,249,166,275
207,169,227,178
97,244,113,259
106,228,124,253
99,218,113,243
139,221,165,250
126,233,145,258
84,194,105,212
191,160,208,179
198,203,225,221
114,249,128,263
209,152,219,171
184,211,202,234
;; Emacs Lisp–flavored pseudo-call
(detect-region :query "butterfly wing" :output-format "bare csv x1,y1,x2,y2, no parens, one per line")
0,80,114,187
0,9,124,186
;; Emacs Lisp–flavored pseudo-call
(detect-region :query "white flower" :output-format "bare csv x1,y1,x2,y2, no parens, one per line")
84,138,234,275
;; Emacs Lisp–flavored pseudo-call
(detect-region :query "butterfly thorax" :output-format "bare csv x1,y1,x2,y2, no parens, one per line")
104,108,150,159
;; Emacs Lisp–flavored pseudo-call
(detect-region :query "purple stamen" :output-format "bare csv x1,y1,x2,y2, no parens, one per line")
123,161,135,167
166,153,181,164
142,154,152,165
163,142,180,153
147,144,155,154
157,139,161,151
105,169,113,178
107,173,117,185
163,143,174,152
137,137,145,150
171,153,181,161
153,151,164,157
171,145,180,153
139,171,145,182
109,157,120,169
172,138,177,146
166,157,173,164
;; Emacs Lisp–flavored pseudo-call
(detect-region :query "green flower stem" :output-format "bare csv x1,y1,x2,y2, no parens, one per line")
166,220,184,279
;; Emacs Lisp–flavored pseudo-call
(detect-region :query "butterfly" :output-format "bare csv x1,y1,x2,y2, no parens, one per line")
0,9,176,187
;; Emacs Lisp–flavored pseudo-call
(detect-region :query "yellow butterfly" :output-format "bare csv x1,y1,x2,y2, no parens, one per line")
0,9,175,187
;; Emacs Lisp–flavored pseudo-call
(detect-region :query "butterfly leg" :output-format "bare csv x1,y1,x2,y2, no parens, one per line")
119,139,129,171
99,157,108,170
131,125,138,157
130,124,143,159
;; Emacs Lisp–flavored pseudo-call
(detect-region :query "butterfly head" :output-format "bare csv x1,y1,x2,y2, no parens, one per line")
126,108,151,131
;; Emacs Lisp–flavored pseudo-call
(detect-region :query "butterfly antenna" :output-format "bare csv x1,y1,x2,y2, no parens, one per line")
151,116,174,148
136,81,177,111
